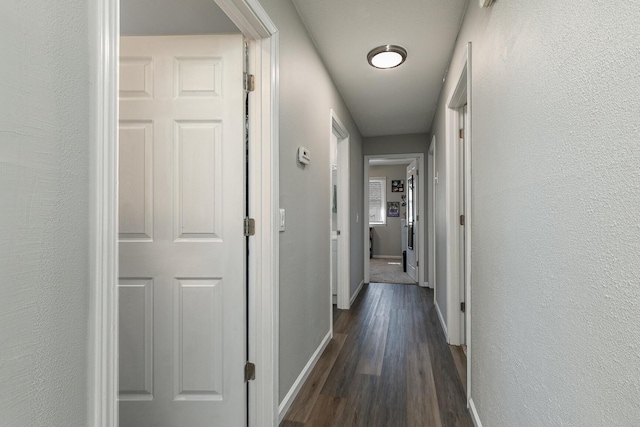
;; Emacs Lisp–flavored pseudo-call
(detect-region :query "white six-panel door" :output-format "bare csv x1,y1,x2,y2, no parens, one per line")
118,35,245,427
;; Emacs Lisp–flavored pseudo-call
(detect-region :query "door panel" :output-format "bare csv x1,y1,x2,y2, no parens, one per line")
406,160,418,281
459,104,467,347
331,131,338,298
118,35,245,427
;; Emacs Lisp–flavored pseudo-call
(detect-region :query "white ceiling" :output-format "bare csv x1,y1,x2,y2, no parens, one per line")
292,0,468,137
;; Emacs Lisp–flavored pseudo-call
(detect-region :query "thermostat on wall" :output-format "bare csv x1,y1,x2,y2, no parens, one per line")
298,147,311,165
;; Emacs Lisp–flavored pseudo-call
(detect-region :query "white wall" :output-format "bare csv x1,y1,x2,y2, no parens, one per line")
431,0,640,425
0,0,90,425
256,0,364,404
369,164,407,257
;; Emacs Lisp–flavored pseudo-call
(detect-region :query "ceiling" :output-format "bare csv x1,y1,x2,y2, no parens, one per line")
292,0,468,137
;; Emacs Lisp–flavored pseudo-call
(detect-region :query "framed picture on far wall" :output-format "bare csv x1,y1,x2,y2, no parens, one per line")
391,179,404,192
387,201,400,217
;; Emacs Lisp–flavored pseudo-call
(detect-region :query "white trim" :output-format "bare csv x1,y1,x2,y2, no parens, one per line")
372,255,402,260
243,32,280,427
88,0,119,424
277,331,332,423
445,45,470,347
89,1,280,426
465,43,473,406
350,280,365,306
469,398,483,427
435,300,449,341
364,154,425,290
428,136,436,293
445,42,473,403
330,109,351,310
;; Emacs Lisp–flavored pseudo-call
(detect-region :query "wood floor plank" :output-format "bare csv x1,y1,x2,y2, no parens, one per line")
284,333,347,423
367,305,410,427
426,306,474,427
369,351,408,427
340,373,379,426
280,283,473,427
355,314,389,375
407,342,442,427
304,394,347,427
449,345,467,396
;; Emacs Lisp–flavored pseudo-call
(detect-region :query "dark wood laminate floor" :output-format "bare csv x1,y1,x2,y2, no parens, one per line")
281,283,473,427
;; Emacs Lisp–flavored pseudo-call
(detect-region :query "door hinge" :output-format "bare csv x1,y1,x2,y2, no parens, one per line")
244,72,255,92
416,215,419,221
244,217,256,236
416,261,419,267
461,302,466,313
459,128,464,139
245,362,256,382
460,215,465,226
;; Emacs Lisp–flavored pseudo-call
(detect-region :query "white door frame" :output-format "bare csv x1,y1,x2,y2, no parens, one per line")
88,1,280,426
364,153,426,287
428,136,436,297
330,110,351,311
445,42,472,403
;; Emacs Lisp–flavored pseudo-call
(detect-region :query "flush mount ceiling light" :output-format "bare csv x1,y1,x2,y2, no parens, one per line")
367,45,407,69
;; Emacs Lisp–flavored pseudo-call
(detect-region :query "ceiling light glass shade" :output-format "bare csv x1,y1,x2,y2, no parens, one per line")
367,45,407,69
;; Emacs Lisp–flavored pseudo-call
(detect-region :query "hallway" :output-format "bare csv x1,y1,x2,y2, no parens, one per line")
280,283,473,427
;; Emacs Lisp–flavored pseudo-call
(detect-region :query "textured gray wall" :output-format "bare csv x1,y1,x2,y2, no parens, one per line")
121,0,240,35
363,133,429,157
369,164,407,257
431,0,640,425
256,0,364,404
0,0,90,425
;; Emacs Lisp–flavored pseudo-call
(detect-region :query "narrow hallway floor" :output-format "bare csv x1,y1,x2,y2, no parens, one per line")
280,283,473,427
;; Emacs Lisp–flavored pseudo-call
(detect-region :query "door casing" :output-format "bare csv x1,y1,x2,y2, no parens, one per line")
428,136,437,295
445,42,472,405
88,1,280,426
364,153,426,288
330,110,351,311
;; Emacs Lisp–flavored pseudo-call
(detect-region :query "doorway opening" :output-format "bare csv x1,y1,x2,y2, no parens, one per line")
329,110,350,316
428,136,437,299
363,154,426,288
90,0,279,426
445,42,472,403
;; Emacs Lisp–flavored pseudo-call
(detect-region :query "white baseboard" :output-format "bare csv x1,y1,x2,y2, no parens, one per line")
372,255,402,259
434,300,448,342
278,330,332,423
420,281,429,288
469,397,483,427
350,280,364,306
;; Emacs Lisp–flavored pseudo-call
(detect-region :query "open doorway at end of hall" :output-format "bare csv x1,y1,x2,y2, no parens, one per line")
364,154,426,287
